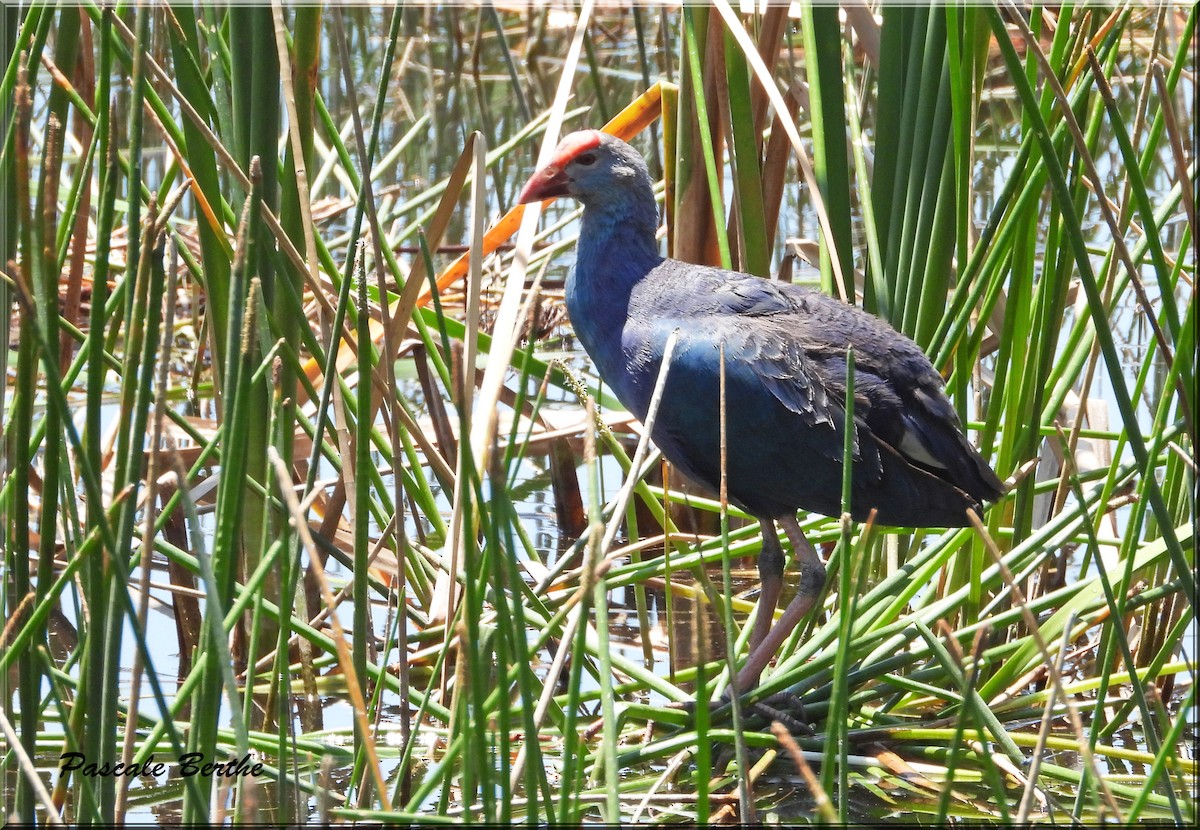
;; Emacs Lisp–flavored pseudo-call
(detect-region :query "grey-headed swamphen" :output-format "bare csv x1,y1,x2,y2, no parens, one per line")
519,130,1004,692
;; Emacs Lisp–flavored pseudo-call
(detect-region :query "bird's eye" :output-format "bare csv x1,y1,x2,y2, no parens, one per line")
575,152,596,166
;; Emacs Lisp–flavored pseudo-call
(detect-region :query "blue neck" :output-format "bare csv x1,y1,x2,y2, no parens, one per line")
565,183,663,414
568,184,662,307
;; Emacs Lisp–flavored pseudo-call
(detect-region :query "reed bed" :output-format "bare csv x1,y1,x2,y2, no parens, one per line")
0,2,1193,824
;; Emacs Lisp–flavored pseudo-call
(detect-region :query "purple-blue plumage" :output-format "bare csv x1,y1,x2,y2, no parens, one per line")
521,130,1004,691
521,131,1003,529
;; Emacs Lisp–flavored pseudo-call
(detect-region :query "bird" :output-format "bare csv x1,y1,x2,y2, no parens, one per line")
518,130,1004,693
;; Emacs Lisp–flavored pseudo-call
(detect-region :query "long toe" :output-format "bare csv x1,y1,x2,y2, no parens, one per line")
675,687,812,736
750,690,812,735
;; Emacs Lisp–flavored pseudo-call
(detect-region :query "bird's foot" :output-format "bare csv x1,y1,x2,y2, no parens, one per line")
747,690,812,735
669,689,812,734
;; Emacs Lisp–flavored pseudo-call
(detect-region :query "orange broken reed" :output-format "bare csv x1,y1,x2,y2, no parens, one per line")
298,83,668,397
417,82,668,307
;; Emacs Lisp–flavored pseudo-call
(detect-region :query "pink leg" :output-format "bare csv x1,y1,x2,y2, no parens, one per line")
749,519,785,653
735,514,826,691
